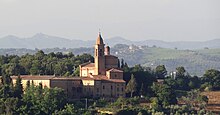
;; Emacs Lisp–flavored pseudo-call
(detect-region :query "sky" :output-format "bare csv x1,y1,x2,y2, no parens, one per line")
0,0,219,41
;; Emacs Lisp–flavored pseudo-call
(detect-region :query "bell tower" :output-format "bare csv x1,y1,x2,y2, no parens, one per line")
94,32,105,75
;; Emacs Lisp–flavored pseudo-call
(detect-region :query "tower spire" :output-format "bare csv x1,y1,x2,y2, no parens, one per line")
96,29,104,45
95,30,105,75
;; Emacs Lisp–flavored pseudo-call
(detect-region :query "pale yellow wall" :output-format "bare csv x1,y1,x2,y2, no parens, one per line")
106,71,123,79
82,79,95,86
12,79,51,90
116,83,126,97
106,71,110,79
100,82,112,97
11,76,125,98
100,82,125,97
82,79,95,97
50,79,83,98
81,80,125,98
94,80,102,97
80,67,95,77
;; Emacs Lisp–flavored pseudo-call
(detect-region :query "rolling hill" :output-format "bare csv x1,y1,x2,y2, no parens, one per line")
0,33,220,49
0,44,220,76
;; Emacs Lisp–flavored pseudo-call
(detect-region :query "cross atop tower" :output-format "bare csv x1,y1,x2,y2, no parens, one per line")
99,28,101,34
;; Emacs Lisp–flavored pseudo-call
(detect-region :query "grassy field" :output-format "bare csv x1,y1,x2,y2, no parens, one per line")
114,47,220,76
202,91,220,113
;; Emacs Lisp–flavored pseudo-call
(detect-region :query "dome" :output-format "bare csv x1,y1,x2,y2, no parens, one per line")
105,45,110,55
106,46,110,49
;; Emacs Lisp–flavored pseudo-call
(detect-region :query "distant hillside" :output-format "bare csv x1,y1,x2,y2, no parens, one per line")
1,44,220,76
111,44,220,76
0,33,94,49
0,33,220,49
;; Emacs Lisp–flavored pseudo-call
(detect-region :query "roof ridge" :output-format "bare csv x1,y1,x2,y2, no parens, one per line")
80,62,94,67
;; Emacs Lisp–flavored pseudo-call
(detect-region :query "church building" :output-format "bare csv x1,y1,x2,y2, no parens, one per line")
79,33,125,98
80,32,121,77
10,32,125,98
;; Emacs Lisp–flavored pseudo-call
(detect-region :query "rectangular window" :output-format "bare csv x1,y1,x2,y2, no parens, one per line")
103,86,105,89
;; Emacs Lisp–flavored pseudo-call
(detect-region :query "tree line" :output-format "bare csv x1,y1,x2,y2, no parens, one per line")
0,50,94,77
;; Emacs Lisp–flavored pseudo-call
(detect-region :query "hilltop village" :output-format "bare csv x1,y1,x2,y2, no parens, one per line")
11,33,125,99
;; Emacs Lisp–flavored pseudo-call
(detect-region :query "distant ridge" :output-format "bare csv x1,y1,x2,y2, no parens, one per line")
0,33,219,49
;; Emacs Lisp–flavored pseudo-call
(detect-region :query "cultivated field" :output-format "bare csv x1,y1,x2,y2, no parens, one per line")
202,91,220,113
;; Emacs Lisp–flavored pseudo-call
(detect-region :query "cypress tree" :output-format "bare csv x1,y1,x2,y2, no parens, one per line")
126,74,137,97
14,76,23,98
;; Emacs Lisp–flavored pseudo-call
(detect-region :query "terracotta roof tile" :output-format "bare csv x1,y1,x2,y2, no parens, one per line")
52,77,82,80
107,68,123,72
80,62,95,67
85,75,125,83
10,75,125,83
105,79,126,83
11,75,55,80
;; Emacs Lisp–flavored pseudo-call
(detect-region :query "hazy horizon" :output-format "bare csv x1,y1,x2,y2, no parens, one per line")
0,0,219,42
1,33,220,43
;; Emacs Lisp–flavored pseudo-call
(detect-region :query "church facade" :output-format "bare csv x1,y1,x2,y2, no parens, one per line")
10,33,125,99
79,33,125,98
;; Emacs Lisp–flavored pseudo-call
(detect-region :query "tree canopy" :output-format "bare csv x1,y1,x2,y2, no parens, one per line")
0,50,94,77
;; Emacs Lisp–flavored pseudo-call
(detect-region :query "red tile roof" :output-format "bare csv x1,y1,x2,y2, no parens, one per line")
80,62,95,67
10,75,125,83
11,75,55,80
52,77,82,80
107,68,123,72
105,79,125,83
84,75,125,83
